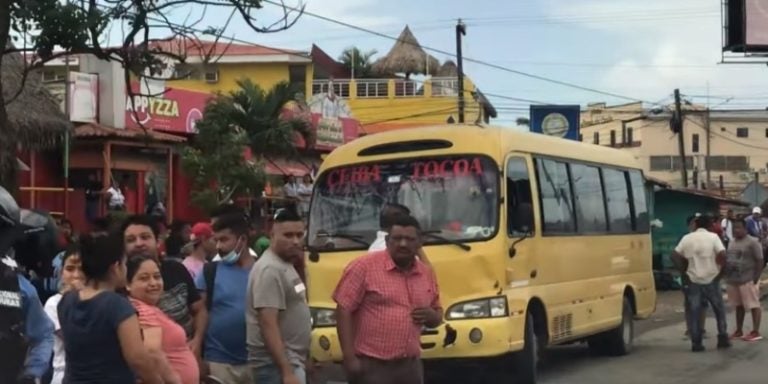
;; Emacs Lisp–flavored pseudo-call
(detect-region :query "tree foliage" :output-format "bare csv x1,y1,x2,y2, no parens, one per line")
516,117,530,127
0,0,303,190
180,79,311,212
339,46,378,78
228,79,312,157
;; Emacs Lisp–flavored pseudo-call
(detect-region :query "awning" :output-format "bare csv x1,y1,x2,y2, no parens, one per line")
264,158,313,176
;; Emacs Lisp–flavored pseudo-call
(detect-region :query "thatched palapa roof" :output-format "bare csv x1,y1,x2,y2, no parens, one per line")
2,47,70,150
437,60,458,77
373,26,440,77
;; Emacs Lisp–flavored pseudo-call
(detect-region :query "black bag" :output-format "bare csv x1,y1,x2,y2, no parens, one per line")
202,262,219,311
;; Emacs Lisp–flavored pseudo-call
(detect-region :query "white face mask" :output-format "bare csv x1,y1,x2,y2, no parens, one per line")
219,238,243,264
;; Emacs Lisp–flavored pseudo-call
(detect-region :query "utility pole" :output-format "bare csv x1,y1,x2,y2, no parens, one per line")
63,51,71,218
705,107,711,187
673,89,688,187
456,19,466,123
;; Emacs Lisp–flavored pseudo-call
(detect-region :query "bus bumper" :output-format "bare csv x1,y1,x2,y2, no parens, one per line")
310,315,526,363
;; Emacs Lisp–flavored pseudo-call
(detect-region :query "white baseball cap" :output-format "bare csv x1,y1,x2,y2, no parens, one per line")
753,207,762,215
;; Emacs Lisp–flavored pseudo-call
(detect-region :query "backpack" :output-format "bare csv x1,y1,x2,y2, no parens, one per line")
202,262,218,311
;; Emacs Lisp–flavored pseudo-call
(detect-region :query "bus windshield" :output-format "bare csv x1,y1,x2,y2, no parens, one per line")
308,155,500,251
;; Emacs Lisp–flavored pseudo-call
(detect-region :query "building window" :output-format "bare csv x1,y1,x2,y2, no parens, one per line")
570,164,607,233
765,128,768,138
692,134,700,153
626,127,634,144
536,158,575,234
593,132,600,145
705,156,749,171
610,130,616,147
602,168,632,233
650,156,693,171
737,127,749,138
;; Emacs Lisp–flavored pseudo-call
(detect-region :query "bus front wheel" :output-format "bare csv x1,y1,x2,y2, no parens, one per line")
510,313,540,384
588,297,634,356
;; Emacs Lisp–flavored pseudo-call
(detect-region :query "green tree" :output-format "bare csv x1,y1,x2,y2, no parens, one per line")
0,0,303,191
516,117,531,127
181,79,311,212
228,79,312,157
339,47,378,78
180,97,265,213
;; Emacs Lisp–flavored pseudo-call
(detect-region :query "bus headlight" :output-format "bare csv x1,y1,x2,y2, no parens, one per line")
446,297,508,320
310,308,336,327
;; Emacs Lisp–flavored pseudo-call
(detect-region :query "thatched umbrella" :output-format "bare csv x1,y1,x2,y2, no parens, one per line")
373,26,440,79
2,49,70,150
437,60,458,77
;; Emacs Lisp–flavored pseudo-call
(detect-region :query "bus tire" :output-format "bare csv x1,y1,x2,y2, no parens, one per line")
589,297,634,356
510,313,539,384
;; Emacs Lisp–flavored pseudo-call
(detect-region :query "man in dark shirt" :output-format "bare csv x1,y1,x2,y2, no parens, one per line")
121,215,208,359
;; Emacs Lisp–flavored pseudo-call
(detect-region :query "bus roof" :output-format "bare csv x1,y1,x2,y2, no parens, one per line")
322,124,642,170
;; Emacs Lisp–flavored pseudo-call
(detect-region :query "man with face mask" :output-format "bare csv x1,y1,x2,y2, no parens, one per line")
195,213,255,384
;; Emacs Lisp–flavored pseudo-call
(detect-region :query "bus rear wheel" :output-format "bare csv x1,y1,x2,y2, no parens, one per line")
510,313,540,384
588,297,634,356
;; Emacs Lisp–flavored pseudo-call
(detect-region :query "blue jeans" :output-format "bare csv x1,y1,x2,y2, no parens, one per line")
252,364,306,384
687,280,728,345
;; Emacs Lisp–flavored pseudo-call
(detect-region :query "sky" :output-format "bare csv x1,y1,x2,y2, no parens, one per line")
127,0,768,126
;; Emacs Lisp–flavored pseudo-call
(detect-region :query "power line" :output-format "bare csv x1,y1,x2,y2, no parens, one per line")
260,0,659,106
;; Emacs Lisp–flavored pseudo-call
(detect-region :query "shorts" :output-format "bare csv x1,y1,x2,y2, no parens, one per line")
727,282,761,310
208,362,253,384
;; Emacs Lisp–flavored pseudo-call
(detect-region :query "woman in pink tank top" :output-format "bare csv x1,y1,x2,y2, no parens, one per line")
126,255,199,384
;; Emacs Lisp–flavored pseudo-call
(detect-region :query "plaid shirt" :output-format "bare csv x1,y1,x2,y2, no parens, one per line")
333,250,441,360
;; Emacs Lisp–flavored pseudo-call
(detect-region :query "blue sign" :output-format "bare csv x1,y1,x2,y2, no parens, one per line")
529,105,581,141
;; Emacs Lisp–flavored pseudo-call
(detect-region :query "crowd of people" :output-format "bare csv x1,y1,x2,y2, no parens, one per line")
2,180,440,384
673,207,767,353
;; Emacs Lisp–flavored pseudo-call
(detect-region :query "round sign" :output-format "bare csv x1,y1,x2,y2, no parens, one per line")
186,108,203,133
541,113,569,138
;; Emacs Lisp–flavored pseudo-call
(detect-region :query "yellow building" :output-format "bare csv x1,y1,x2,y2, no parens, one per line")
38,38,313,101
310,27,497,135
580,102,768,201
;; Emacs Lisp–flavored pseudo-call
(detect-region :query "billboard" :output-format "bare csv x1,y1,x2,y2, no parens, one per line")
529,105,581,141
125,81,211,134
723,0,768,52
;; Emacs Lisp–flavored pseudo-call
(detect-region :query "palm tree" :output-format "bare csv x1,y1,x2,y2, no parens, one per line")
339,47,378,78
225,79,313,157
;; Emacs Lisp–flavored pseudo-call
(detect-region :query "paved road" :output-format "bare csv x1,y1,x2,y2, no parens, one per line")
539,309,767,384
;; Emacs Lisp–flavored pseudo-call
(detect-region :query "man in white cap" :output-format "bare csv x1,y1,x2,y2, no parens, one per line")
746,207,765,240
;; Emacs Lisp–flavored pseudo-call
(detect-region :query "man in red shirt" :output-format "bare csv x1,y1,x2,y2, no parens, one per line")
333,214,442,384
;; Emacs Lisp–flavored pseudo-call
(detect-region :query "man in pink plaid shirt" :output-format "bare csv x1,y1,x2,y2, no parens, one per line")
333,214,442,384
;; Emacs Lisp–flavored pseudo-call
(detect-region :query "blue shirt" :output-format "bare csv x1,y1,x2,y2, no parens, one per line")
746,216,764,238
195,262,252,364
19,274,54,379
58,290,136,384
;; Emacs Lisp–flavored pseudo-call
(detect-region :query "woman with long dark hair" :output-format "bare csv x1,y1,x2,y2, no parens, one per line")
57,235,162,383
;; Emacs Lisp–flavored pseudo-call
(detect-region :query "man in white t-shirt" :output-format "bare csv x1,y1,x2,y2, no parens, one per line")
672,214,731,352
721,210,734,248
105,182,125,211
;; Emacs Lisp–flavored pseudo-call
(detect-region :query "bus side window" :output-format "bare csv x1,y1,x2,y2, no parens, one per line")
506,157,534,235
